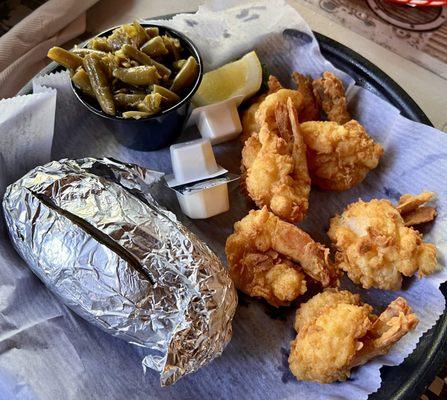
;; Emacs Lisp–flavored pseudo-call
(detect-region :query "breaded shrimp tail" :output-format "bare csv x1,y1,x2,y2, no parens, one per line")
292,71,320,122
225,207,334,307
351,297,419,367
312,71,351,124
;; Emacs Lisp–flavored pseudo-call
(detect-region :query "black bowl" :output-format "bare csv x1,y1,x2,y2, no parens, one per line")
71,23,203,151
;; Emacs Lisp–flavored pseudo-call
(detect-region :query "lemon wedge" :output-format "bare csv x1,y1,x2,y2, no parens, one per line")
192,51,262,106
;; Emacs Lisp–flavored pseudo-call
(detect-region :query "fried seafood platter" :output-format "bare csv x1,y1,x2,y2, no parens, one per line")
225,68,439,385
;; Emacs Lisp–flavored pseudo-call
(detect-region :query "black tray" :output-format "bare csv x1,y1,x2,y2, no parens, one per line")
18,29,445,400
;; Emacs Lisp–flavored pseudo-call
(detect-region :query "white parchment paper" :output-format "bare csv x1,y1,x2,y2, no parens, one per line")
0,83,55,195
0,1,446,399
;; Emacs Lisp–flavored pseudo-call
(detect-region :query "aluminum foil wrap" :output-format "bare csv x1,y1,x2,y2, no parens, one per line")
2,157,237,386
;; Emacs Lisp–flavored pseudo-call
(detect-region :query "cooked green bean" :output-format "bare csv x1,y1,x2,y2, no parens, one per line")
141,36,169,58
107,24,133,49
122,111,151,119
113,87,147,95
132,21,149,47
113,66,159,86
162,35,182,60
121,44,171,79
47,47,83,70
113,93,146,108
100,53,120,78
138,93,163,114
145,27,159,38
170,56,198,94
72,47,107,57
172,59,187,70
49,22,200,119
152,84,180,103
87,37,114,52
83,53,115,116
72,68,95,97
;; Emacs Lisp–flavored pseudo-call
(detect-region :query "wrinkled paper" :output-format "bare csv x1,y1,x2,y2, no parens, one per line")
0,82,56,194
1,1,447,399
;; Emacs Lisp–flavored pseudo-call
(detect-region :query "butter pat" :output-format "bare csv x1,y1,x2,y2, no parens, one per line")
166,138,227,187
176,182,229,219
187,95,244,145
165,138,238,219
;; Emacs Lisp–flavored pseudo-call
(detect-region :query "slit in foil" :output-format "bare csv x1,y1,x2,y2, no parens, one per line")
28,190,155,286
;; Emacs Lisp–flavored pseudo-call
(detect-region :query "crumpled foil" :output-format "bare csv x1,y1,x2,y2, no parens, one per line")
2,157,237,386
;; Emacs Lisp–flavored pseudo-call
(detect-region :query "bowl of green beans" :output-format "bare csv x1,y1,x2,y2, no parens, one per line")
47,21,203,151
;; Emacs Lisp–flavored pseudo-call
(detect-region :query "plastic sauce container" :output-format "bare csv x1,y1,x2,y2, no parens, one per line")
176,182,229,219
188,95,244,145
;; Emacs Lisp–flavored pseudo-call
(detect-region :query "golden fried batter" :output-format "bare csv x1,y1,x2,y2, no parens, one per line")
312,71,351,124
256,88,303,132
291,71,320,122
225,207,333,307
241,75,283,143
244,97,310,222
289,289,418,383
293,288,360,332
241,72,321,144
328,197,437,290
300,120,384,191
397,192,437,226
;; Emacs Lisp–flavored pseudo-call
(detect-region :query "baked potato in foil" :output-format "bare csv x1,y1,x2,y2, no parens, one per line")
2,157,237,386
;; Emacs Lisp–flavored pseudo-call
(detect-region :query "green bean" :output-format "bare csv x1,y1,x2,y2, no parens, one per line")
107,24,133,50
132,21,149,47
113,93,146,108
145,27,159,38
47,47,83,70
83,53,115,116
100,53,119,79
87,37,114,52
162,35,182,60
112,66,159,85
72,68,95,97
172,59,187,70
66,22,199,119
122,111,151,119
138,93,163,114
170,56,198,94
72,47,107,57
113,87,147,95
152,84,180,103
107,22,148,50
121,44,171,79
141,36,169,58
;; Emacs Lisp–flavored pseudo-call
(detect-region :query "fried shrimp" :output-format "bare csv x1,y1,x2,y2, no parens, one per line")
291,71,320,122
312,71,351,124
328,196,437,290
225,207,333,307
244,97,310,222
300,120,384,191
241,75,284,143
289,289,418,383
241,72,321,144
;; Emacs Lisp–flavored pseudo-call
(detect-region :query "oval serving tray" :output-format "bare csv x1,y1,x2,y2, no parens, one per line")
18,24,445,400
